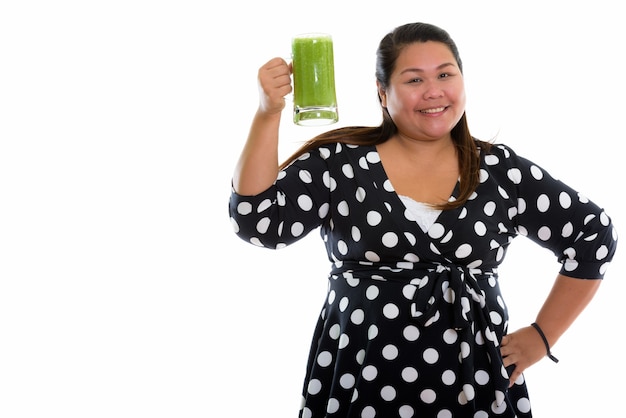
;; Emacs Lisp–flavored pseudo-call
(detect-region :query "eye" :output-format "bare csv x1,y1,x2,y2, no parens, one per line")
408,77,422,84
438,73,450,79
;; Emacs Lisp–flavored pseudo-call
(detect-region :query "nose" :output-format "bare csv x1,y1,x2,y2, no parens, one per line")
423,81,444,99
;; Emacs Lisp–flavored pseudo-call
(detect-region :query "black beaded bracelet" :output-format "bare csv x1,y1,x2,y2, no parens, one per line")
531,322,559,363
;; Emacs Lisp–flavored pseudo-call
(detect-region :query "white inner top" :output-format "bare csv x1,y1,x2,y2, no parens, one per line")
399,195,442,233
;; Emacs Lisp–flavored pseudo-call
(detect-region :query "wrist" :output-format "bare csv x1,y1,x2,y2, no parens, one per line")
531,322,559,363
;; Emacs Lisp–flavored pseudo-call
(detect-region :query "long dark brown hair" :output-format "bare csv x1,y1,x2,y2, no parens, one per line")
280,22,491,210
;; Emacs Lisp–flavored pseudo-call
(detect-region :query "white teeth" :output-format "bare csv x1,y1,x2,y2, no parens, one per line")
420,107,445,114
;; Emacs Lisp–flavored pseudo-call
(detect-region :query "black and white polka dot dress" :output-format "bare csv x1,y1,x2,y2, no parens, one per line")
229,142,617,418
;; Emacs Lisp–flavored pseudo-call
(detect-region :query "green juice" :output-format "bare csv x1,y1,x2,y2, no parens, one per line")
291,33,338,125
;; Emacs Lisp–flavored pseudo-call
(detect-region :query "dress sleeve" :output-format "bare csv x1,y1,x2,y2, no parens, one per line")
496,144,618,279
228,147,332,249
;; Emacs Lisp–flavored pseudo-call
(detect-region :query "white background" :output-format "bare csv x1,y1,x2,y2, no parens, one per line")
1,1,623,417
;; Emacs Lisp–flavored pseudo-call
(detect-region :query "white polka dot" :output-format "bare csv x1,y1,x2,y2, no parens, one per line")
399,405,415,418
356,350,365,365
352,226,362,241
367,210,382,226
507,168,522,184
474,221,487,236
339,297,349,312
355,187,366,202
517,397,532,413
382,231,399,248
403,325,420,341
441,370,456,385
297,194,313,211
530,165,543,180
485,154,499,165
290,222,304,237
307,379,322,395
365,251,380,262
361,406,376,418
562,222,573,238
597,245,609,260
383,303,400,319
328,324,340,339
381,385,397,401
256,217,270,234
328,291,336,305
404,252,419,262
484,201,496,216
327,398,340,414
322,172,336,191
317,351,332,367
366,151,380,163
382,344,399,360
337,240,348,255
537,194,550,212
559,191,572,208
537,226,551,241
368,325,379,340
564,259,579,271
460,342,470,358
318,202,329,218
366,285,380,300
455,243,472,258
338,333,350,349
342,164,355,178
404,232,417,246
442,329,458,344
428,223,445,239
461,384,475,402
301,407,312,418
420,389,436,404
402,284,417,300
423,348,439,364
401,367,418,383
237,201,252,215
475,369,490,385
257,199,272,212
340,373,355,389
338,201,350,216
351,309,365,324
362,365,378,381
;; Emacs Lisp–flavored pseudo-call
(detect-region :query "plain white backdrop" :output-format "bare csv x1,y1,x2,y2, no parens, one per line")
1,1,623,417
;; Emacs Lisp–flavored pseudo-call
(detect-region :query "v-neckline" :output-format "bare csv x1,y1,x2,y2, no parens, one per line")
368,145,462,237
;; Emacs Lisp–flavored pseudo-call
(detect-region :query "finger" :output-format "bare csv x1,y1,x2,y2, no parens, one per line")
501,353,515,368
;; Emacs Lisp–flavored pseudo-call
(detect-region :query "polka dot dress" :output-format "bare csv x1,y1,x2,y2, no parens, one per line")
229,142,617,417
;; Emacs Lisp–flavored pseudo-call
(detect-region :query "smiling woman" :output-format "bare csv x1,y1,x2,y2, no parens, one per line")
229,21,617,418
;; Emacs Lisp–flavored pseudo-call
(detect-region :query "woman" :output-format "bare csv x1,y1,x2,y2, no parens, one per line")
229,22,617,417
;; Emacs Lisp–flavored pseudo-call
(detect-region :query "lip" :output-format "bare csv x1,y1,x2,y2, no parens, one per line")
419,106,447,114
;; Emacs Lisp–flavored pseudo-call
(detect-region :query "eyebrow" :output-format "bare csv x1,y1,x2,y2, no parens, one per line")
400,62,456,75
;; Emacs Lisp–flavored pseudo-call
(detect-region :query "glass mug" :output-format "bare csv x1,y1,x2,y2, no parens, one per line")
291,33,339,126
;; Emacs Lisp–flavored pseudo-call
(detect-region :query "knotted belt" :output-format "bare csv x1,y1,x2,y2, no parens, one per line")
330,261,511,408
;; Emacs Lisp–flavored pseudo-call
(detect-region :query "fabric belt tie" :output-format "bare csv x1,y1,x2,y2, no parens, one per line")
331,262,510,408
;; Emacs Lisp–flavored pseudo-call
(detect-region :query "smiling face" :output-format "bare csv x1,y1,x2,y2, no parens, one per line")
378,41,466,143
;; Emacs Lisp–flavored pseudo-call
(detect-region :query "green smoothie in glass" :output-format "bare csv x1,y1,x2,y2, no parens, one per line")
291,33,338,126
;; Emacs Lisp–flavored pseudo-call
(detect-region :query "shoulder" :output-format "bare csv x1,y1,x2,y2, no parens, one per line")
295,142,377,165
479,142,537,171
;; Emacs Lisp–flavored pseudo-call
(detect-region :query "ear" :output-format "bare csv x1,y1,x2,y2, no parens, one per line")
376,81,387,107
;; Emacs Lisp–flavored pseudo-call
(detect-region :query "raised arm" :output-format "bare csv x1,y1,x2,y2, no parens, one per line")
233,57,292,196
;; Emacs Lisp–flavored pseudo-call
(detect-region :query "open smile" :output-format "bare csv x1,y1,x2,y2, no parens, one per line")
419,106,447,114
